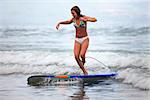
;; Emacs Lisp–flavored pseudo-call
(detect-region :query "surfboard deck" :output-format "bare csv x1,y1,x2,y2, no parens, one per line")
27,73,117,86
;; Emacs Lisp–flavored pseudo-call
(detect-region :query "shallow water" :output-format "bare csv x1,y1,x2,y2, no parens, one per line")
0,75,150,100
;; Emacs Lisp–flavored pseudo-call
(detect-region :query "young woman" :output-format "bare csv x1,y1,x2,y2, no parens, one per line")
56,6,97,75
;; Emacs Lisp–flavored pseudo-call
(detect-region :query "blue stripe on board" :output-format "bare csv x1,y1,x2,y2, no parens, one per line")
70,73,117,78
46,73,117,78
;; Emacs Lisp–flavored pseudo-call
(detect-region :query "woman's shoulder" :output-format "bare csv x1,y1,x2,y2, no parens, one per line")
80,15,89,20
82,15,90,18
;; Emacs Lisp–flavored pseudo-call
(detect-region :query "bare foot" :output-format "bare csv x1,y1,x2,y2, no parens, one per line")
84,71,88,75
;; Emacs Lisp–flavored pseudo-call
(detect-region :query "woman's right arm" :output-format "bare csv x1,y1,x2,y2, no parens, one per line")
56,18,73,30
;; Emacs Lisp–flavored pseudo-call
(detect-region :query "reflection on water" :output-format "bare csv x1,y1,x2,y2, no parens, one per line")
69,80,113,100
70,85,89,100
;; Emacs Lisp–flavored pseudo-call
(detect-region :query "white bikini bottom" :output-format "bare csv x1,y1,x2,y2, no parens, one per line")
75,36,89,44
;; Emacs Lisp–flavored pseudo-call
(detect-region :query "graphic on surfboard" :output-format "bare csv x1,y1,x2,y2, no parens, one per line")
27,73,117,86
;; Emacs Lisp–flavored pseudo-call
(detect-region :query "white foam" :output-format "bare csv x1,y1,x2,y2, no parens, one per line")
0,51,112,75
1,51,149,68
86,52,150,90
0,51,61,65
0,51,150,90
117,68,150,90
0,51,77,74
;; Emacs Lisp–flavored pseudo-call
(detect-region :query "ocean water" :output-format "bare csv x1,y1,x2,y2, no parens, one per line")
1,0,150,100
0,25,150,100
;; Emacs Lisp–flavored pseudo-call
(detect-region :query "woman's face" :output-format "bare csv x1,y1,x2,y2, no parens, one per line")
71,10,78,18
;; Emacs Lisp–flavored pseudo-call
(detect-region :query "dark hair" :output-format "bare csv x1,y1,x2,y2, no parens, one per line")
71,6,83,17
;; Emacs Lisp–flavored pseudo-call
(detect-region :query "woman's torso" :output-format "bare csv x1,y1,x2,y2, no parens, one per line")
73,18,88,38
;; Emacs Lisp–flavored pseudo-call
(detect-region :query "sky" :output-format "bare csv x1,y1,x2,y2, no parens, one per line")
0,0,150,27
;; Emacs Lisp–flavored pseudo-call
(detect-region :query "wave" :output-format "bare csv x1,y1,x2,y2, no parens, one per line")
0,26,56,38
115,56,150,90
0,26,150,37
114,26,150,36
0,51,150,90
87,26,150,36
117,67,150,90
0,51,111,75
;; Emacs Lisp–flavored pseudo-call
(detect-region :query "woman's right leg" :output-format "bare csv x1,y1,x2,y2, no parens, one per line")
74,41,88,75
80,38,89,65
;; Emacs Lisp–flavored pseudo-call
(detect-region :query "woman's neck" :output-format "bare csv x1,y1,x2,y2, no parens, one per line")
75,16,80,20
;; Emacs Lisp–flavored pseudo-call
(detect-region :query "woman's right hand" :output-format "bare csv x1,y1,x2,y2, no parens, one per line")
56,23,60,30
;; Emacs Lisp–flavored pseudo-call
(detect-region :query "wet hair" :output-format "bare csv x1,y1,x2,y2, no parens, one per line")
71,6,83,17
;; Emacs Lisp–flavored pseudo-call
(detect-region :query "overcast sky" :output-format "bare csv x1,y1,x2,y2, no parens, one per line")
0,0,150,27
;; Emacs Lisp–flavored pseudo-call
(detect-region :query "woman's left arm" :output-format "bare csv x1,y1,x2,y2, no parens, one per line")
82,16,97,22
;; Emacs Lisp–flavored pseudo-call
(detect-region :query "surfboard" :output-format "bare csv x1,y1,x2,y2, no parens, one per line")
27,73,117,86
